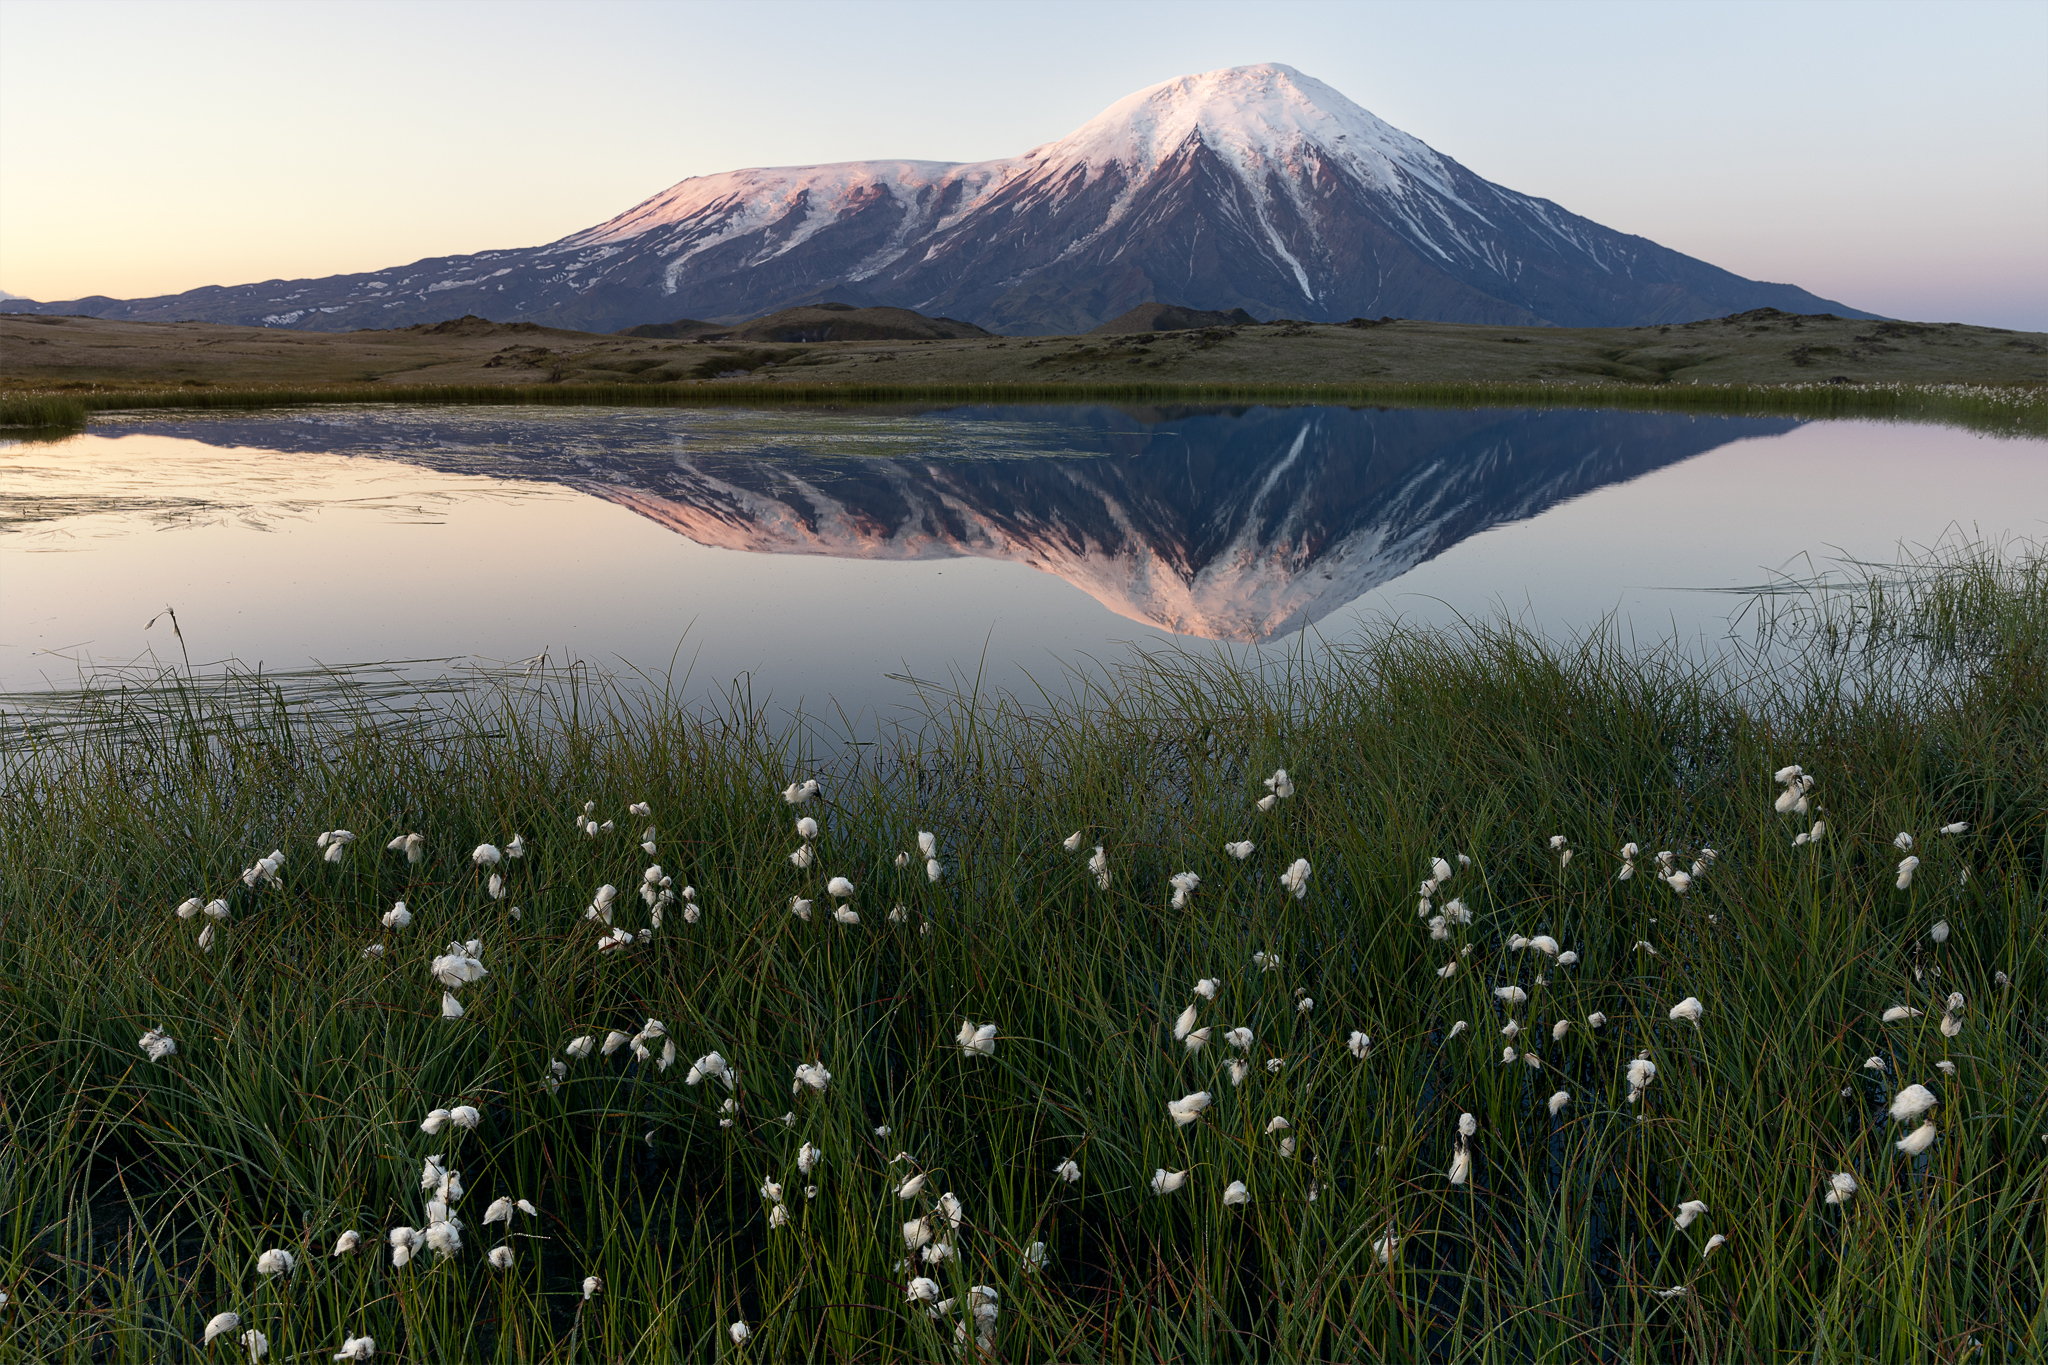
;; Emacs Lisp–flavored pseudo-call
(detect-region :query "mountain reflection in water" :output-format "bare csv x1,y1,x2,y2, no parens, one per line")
107,405,1800,643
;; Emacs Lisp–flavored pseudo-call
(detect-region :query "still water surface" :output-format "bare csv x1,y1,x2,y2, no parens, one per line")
4,404,2041,722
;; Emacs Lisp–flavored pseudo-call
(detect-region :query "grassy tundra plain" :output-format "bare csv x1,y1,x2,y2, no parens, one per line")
2,542,2044,1362
3,309,2044,437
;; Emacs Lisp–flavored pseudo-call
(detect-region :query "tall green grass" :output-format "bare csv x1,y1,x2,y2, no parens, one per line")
1,545,2043,1361
4,378,2043,436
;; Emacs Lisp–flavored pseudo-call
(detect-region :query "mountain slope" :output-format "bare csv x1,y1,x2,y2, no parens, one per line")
3,65,1873,334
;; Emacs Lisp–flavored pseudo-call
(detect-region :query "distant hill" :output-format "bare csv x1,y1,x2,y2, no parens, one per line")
1,65,1877,335
1089,303,1260,334
621,303,992,343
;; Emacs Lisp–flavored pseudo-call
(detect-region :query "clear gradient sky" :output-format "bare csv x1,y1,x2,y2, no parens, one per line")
2,0,2043,328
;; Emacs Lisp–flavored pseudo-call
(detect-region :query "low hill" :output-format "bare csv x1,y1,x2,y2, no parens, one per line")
622,303,993,344
1088,303,1260,335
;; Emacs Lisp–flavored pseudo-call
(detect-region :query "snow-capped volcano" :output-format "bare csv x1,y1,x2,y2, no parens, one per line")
5,64,1870,332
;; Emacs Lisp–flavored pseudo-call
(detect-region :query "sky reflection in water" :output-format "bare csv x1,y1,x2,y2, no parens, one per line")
3,404,2042,723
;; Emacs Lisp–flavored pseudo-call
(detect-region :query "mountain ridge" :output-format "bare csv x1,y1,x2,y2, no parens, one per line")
3,64,1876,334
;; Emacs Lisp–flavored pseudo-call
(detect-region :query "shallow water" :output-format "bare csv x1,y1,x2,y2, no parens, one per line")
3,404,2042,723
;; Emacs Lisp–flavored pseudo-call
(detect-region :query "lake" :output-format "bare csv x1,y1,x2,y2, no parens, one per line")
4,403,2042,724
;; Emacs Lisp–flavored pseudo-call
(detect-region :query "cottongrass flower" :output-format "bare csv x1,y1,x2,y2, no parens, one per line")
1864,1055,1887,1071
1297,997,1315,1014
441,993,465,1020
1930,919,1950,943
240,1327,269,1359
798,1142,822,1175
582,1275,601,1300
1548,1090,1571,1115
1280,858,1313,899
421,1109,452,1135
1825,1171,1858,1205
381,903,412,930
1150,1168,1189,1196
767,1204,791,1229
1941,1012,1964,1037
1459,1112,1477,1138
1587,1012,1607,1029
1255,951,1283,972
255,1248,295,1278
1173,1004,1200,1040
957,1021,998,1057
387,1226,418,1267
1674,1200,1708,1230
1501,1019,1520,1040
1184,1026,1212,1053
204,1311,241,1344
1703,1233,1728,1258
1896,856,1921,890
1223,1180,1250,1206
1889,1084,1939,1122
1167,1091,1213,1126
1669,997,1705,1026
926,857,943,882
431,946,487,989
1023,1240,1048,1272
483,1198,518,1226
424,1221,462,1260
1168,871,1200,908
1881,1006,1923,1022
1055,1158,1081,1183
1448,1148,1472,1186
789,897,813,921
1194,977,1220,1000
1374,1228,1401,1264
1436,961,1458,979
1447,1020,1469,1040
789,844,814,870
908,1276,942,1303
1937,1059,1958,1075
488,1245,514,1270
1665,871,1692,894
138,1028,177,1063
1940,821,1969,835
1894,831,1915,851
783,778,820,804
1224,840,1255,860
1895,1122,1938,1156
1551,1020,1570,1042
333,1336,376,1361
1347,1031,1371,1059
1493,986,1528,1008
1653,1286,1689,1301
833,905,859,925
1062,830,1083,852
826,875,854,898
792,1061,832,1093
1228,1058,1250,1085
471,844,501,868
1225,1027,1254,1050
796,816,819,841
332,1230,361,1256
1087,846,1110,890
729,1320,751,1345
1626,1055,1657,1104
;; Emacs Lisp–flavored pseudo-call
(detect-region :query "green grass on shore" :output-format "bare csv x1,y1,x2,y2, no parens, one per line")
4,376,2045,437
2,544,2045,1361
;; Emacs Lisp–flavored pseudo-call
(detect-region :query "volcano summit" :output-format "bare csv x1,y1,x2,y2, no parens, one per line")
6,64,1872,334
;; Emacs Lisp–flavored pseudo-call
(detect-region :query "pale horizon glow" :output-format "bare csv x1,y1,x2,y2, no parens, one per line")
1,0,2043,329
